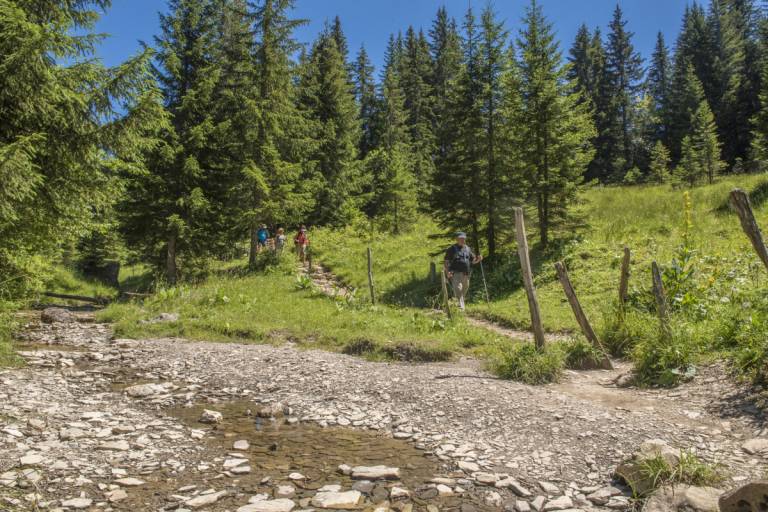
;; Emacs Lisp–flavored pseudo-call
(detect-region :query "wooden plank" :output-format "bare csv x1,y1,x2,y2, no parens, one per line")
514,207,546,349
367,247,376,304
555,261,612,369
440,269,452,320
619,246,631,305
43,292,106,304
730,188,768,272
651,261,671,335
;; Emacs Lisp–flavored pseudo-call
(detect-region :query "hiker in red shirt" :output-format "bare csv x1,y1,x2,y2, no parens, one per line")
294,225,309,263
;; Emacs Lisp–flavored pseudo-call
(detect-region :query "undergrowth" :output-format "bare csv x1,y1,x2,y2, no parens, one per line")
639,451,724,493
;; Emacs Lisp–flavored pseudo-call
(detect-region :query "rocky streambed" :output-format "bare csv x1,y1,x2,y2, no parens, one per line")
1,308,767,512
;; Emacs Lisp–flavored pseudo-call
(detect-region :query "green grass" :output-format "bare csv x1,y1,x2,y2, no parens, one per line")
43,265,119,303
0,302,23,367
638,451,724,495
98,255,507,362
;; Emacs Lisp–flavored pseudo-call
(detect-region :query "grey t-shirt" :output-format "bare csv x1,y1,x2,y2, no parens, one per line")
445,244,475,273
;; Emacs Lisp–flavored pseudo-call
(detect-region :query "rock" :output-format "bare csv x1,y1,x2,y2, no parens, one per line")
616,439,680,496
437,484,454,497
233,440,250,450
258,402,287,418
476,472,500,485
391,487,410,499
146,312,179,323
41,308,74,324
231,465,251,475
2,427,23,438
586,486,623,505
459,461,480,473
742,439,768,455
106,489,128,503
497,479,532,497
644,485,722,512
98,440,130,451
276,485,295,498
186,490,228,509
531,496,546,512
539,482,560,494
311,490,362,509
223,458,248,469
318,485,342,492
19,454,43,466
543,496,573,511
199,409,223,424
338,464,352,476
486,491,503,507
352,481,374,494
615,373,635,388
516,500,531,512
124,383,168,398
238,499,296,512
718,480,768,512
114,478,145,487
350,466,400,480
61,497,93,509
288,472,305,481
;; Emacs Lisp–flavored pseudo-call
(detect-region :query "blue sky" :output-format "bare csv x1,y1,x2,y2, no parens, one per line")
94,0,689,72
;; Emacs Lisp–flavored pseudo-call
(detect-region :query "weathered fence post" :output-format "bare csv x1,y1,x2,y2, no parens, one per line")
367,247,376,304
429,262,437,284
554,261,612,369
307,252,313,273
440,269,452,320
514,207,546,349
651,261,671,336
730,188,768,273
619,246,631,306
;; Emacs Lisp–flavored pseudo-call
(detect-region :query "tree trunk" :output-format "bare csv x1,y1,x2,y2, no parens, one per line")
166,234,177,285
248,224,258,268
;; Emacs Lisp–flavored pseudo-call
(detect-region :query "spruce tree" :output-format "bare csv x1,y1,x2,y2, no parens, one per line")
515,0,595,247
649,140,672,183
586,28,612,182
690,98,724,184
298,28,362,226
354,45,378,158
568,24,594,100
647,32,671,145
667,63,707,162
604,4,644,179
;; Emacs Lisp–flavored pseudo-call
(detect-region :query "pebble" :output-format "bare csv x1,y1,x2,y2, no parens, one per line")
311,490,363,509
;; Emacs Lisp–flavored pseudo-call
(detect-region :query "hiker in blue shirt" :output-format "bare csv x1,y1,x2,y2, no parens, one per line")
444,232,483,310
257,224,269,253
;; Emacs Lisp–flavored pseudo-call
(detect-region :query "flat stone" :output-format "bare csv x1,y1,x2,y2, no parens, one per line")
350,465,400,480
543,496,573,511
276,485,295,498
288,472,305,481
98,440,130,451
186,490,227,509
645,484,721,512
106,489,128,503
311,490,363,509
125,383,168,398
223,458,248,469
41,307,75,324
318,485,342,492
199,409,223,424
233,440,250,450
531,496,546,512
391,487,410,499
539,482,559,494
114,477,145,487
231,465,252,475
61,498,93,509
19,454,43,466
437,484,454,497
586,486,622,505
238,499,296,512
458,461,480,473
516,500,531,512
2,427,23,438
742,439,768,455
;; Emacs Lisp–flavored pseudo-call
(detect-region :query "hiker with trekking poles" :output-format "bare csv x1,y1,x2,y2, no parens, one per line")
444,232,486,310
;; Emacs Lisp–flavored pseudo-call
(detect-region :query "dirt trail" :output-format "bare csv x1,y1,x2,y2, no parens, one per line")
2,310,767,512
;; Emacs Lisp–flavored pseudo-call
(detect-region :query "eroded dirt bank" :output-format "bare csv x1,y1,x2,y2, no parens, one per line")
1,311,766,511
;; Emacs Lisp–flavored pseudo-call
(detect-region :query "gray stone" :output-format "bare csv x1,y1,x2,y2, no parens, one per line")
718,480,768,512
531,496,546,512
98,440,130,451
106,489,128,503
61,497,93,509
233,440,250,450
199,409,223,424
311,490,362,509
516,500,531,512
543,496,573,511
186,490,228,509
114,477,145,487
742,439,768,455
586,486,623,505
41,308,75,324
237,499,296,512
459,461,480,473
644,485,721,512
350,465,400,480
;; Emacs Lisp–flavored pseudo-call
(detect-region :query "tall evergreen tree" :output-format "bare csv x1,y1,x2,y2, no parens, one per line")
568,24,594,100
604,4,644,179
515,0,595,247
691,98,725,183
668,62,707,161
647,32,672,145
354,45,378,158
298,28,362,226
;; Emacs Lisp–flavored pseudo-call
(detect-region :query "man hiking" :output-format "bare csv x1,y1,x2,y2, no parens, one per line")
257,224,269,253
294,225,309,263
444,232,483,310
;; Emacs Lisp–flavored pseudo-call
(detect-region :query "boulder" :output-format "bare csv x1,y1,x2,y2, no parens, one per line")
41,308,74,324
199,409,223,424
644,484,721,512
616,439,680,496
311,490,362,509
718,481,768,512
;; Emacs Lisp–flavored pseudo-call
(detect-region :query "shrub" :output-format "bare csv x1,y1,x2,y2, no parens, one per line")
599,305,655,357
714,306,768,384
632,324,696,387
639,451,723,493
490,342,565,384
0,302,22,367
563,337,609,370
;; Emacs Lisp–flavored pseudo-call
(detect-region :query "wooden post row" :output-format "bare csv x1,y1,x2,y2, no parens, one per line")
730,188,768,273
619,246,631,306
554,262,613,370
514,207,546,349
367,247,376,304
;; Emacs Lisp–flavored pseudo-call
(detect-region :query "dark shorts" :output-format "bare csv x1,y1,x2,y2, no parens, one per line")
257,239,267,247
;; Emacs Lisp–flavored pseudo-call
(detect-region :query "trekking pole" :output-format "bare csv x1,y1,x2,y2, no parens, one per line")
479,260,490,304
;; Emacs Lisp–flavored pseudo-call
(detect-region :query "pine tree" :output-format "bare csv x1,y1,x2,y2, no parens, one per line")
649,140,672,183
298,28,362,226
690,98,724,183
604,4,644,179
750,44,768,168
429,7,463,168
354,45,378,157
568,24,594,100
121,0,219,283
515,0,595,247
668,63,707,162
647,32,671,145
676,135,700,186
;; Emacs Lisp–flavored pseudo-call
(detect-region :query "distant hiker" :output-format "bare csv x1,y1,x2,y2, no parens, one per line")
257,224,269,253
444,232,482,310
275,228,286,253
294,225,309,263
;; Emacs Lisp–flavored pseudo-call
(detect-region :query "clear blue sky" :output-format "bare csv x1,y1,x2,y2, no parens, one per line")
94,0,689,72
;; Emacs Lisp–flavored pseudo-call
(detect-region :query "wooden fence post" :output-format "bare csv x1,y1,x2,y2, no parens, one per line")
619,246,631,306
307,252,313,273
651,261,671,336
429,262,437,284
554,261,612,369
730,188,768,273
367,247,376,304
514,207,546,349
440,269,452,320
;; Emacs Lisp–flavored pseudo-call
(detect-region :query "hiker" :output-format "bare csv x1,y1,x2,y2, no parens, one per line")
444,232,482,310
294,225,309,263
275,227,286,253
257,224,269,253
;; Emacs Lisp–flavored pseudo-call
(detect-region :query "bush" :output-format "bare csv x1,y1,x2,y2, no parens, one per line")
632,324,696,387
490,342,565,384
599,305,655,357
714,306,768,384
639,450,723,492
563,337,609,370
0,302,22,367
